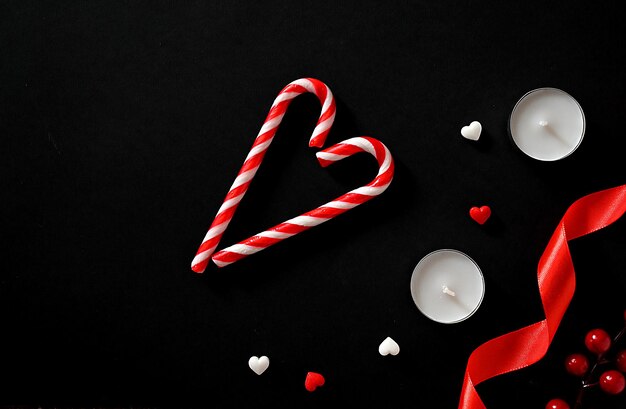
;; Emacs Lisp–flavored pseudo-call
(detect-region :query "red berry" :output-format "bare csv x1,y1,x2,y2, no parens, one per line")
599,370,625,395
617,350,626,373
584,328,612,355
564,353,589,377
545,398,570,409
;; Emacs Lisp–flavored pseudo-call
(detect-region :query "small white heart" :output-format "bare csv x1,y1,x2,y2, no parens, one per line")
248,355,270,375
461,121,482,141
378,336,400,356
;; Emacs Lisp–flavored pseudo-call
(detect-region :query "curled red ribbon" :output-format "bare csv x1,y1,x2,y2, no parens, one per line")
459,184,626,409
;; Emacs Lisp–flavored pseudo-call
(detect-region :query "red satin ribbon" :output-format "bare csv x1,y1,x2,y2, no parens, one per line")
459,184,626,409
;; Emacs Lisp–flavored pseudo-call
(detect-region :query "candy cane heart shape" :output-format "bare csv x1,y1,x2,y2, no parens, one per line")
191,78,336,273
211,136,395,267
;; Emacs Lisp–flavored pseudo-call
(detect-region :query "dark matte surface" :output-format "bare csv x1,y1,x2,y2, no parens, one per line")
2,1,626,408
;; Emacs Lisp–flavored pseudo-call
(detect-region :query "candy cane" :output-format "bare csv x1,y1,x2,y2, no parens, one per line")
191,78,336,273
211,136,394,267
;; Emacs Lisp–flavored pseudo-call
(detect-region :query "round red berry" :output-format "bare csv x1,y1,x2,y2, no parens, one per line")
545,398,570,409
564,353,589,377
584,328,612,355
617,350,626,373
599,370,626,395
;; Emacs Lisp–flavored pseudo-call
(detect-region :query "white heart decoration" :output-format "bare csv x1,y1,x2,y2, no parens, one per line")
248,355,270,375
461,121,482,141
378,336,400,356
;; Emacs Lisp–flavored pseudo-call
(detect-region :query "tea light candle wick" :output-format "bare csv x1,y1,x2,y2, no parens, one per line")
442,285,456,297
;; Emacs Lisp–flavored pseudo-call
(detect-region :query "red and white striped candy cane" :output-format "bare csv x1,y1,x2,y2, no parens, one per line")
191,78,336,273
211,136,394,267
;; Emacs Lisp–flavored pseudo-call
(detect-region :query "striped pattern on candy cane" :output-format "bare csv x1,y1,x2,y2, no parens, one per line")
191,78,336,273
211,136,394,267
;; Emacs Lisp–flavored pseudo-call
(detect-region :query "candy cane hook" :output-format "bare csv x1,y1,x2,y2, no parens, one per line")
211,136,394,267
191,78,336,273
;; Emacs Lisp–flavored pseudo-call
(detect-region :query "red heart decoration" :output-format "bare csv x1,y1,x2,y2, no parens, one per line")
304,371,325,392
469,205,491,225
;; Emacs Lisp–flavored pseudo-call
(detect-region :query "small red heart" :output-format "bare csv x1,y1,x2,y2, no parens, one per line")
469,205,491,225
304,371,325,392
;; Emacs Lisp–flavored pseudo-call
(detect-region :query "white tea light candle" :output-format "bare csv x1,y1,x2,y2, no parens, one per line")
509,88,585,161
410,249,485,324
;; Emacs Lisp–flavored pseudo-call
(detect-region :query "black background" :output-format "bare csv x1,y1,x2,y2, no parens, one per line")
2,1,626,408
